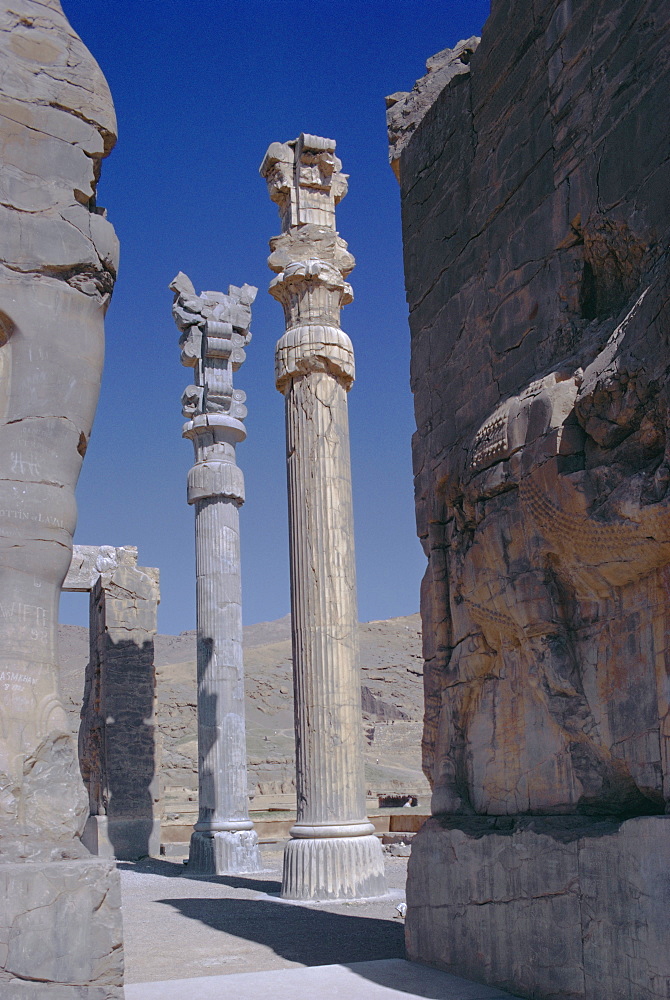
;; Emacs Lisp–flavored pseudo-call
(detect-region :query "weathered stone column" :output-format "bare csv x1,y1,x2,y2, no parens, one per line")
261,134,386,900
171,272,261,875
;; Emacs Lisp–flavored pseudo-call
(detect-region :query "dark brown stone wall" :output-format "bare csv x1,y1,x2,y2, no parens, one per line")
394,1,670,995
398,0,670,819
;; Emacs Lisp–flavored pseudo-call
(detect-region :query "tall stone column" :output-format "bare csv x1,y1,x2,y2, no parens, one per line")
260,134,386,900
171,272,261,875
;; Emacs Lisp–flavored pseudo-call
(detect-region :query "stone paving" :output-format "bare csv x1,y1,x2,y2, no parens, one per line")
121,847,522,998
121,847,407,984
126,959,521,999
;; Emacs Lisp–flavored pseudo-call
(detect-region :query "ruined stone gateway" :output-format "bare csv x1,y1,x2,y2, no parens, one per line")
389,1,670,997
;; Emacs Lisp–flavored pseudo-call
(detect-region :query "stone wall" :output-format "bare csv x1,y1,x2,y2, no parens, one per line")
390,1,670,996
64,546,161,860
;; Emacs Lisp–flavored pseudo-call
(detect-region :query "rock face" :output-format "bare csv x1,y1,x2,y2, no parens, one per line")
390,1,670,996
0,2,123,994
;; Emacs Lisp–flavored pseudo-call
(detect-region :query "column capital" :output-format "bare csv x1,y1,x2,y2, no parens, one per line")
172,273,254,506
170,271,256,422
260,133,348,231
261,136,356,394
275,324,355,393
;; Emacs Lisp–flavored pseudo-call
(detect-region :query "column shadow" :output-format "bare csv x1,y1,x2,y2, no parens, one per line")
156,895,405,968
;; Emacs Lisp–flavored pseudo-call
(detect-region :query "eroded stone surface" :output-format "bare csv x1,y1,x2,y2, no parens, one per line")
0,858,124,998
0,2,124,994
391,0,670,995
73,546,161,861
407,817,670,1000
386,36,480,182
0,0,119,863
394,0,670,830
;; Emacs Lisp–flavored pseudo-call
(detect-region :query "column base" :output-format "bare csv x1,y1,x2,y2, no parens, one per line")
188,828,262,875
281,833,387,901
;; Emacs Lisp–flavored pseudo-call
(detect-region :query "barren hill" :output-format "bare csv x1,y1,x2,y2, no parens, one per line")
58,612,429,822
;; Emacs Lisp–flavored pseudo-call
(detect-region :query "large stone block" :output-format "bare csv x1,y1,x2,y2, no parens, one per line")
406,817,670,1000
0,858,124,998
81,815,161,862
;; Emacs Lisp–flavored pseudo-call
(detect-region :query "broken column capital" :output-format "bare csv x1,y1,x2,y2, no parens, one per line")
261,138,356,394
260,133,349,231
171,271,256,422
171,273,256,506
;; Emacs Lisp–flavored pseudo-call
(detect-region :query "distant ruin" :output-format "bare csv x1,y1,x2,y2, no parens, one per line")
389,1,670,997
63,545,160,861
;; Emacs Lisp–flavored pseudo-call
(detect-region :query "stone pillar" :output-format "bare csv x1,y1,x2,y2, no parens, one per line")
260,134,386,900
64,545,161,860
0,3,124,995
171,272,261,875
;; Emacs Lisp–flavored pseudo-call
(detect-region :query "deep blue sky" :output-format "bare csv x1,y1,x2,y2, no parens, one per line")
59,0,490,634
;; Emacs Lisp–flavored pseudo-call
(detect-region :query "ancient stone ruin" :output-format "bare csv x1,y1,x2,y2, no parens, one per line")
261,134,387,900
172,272,261,875
0,0,124,994
64,544,161,861
389,1,670,997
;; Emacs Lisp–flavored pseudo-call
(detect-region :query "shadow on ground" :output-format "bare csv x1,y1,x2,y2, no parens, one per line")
120,857,407,974
156,896,405,967
117,858,282,894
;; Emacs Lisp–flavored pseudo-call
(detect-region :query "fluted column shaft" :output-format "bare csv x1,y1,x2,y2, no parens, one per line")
184,418,261,874
286,371,366,828
194,489,248,828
